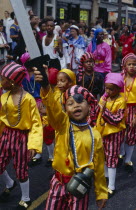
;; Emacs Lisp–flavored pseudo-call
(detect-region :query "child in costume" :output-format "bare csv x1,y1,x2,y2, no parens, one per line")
118,53,136,173
77,52,104,98
0,62,43,209
96,73,126,198
34,66,108,210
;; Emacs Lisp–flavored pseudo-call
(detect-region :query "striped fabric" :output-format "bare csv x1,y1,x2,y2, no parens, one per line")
103,130,125,168
102,108,125,126
125,105,136,146
65,85,99,127
1,62,26,85
0,126,28,180
45,175,89,210
77,52,95,82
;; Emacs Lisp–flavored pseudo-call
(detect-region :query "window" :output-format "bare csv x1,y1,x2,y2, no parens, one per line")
47,7,52,16
47,0,52,3
26,0,33,6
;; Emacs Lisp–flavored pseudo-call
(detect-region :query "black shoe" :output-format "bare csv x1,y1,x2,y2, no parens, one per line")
16,200,32,209
108,188,116,199
124,162,134,173
0,181,17,202
28,157,42,167
117,155,124,168
45,159,53,167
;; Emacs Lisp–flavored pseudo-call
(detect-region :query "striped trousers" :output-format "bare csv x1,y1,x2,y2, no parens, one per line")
125,105,136,146
103,130,125,168
45,175,89,210
0,126,28,180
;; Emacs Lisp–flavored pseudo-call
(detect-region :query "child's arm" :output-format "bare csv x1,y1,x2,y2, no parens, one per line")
27,97,43,154
34,67,67,131
93,129,108,203
102,107,125,126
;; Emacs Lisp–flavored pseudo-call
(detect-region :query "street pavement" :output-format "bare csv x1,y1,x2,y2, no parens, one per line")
0,144,136,210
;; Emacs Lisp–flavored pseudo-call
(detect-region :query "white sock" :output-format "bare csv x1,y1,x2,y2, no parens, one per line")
33,153,41,159
104,164,108,177
120,142,125,156
19,179,30,202
125,144,135,163
1,170,14,188
47,143,54,159
108,168,116,190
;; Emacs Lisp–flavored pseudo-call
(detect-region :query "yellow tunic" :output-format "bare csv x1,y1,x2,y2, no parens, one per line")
41,87,108,200
0,91,43,153
124,78,136,103
96,95,126,137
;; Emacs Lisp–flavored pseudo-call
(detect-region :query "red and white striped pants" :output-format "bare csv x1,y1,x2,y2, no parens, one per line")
0,126,28,180
45,175,89,210
103,130,125,168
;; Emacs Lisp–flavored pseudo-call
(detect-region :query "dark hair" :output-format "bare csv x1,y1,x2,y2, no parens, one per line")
10,12,15,20
30,15,36,21
96,18,103,25
44,16,54,24
39,20,46,28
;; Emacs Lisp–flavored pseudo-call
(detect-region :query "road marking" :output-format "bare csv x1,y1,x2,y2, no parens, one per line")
28,191,49,210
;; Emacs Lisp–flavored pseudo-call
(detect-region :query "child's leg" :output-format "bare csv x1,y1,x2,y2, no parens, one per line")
1,170,14,188
124,144,135,163
120,141,125,156
104,164,109,178
47,142,54,160
108,168,116,190
19,178,30,202
68,192,89,210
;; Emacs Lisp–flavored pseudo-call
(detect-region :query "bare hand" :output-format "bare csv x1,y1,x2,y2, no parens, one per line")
28,149,36,160
33,65,48,82
96,199,107,210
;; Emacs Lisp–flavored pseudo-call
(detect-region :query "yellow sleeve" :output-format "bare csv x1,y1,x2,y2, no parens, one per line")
27,97,43,153
41,87,67,131
93,130,108,200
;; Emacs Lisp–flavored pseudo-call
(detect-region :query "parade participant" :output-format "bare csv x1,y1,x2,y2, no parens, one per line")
42,18,63,68
87,28,112,79
38,20,46,40
77,52,104,98
119,53,136,172
34,66,108,209
10,15,20,51
96,73,126,198
68,25,85,74
119,25,134,58
0,62,43,209
21,52,43,166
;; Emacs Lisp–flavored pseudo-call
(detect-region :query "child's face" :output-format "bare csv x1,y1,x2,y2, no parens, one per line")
105,83,120,99
57,72,72,92
83,59,94,72
1,76,13,90
125,58,136,76
65,96,90,122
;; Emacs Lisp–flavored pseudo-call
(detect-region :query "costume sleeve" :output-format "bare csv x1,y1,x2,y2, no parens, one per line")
74,47,85,62
41,87,67,131
102,108,125,126
93,130,108,200
104,44,112,72
86,42,92,53
27,97,43,153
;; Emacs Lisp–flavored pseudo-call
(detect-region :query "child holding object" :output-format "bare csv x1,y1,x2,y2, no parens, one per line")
0,62,43,209
34,66,108,210
118,53,136,173
96,73,126,198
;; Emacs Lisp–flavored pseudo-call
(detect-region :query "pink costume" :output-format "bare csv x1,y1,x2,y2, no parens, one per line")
86,42,112,73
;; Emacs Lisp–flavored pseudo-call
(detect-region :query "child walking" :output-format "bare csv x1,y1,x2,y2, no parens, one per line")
77,52,104,98
0,62,43,209
119,53,136,172
34,67,108,210
96,73,126,198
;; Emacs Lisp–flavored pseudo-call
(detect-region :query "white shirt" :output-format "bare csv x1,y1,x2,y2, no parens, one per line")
3,17,14,43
